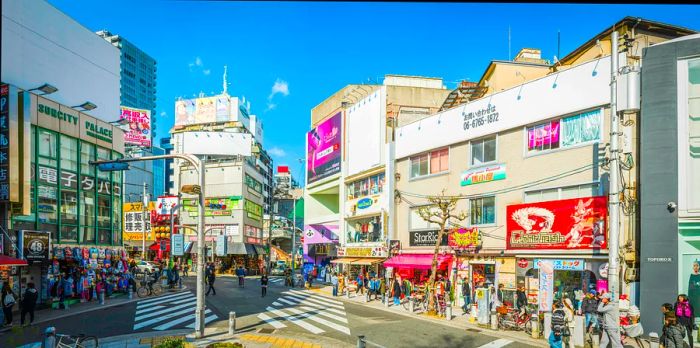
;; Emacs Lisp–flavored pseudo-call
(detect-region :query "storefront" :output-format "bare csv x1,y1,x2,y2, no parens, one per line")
506,196,608,311
345,172,386,244
332,245,387,286
303,223,340,277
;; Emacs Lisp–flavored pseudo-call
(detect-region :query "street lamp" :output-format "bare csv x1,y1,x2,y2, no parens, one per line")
28,83,58,95
72,101,98,111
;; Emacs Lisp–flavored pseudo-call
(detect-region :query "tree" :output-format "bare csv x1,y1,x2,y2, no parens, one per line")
417,190,468,315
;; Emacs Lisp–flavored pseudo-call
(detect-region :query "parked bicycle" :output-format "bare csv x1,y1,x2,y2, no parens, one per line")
402,288,429,312
44,327,99,348
136,274,163,298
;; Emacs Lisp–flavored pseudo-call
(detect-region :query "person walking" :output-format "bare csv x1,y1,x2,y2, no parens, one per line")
2,282,17,327
562,294,576,348
331,273,339,297
391,277,402,306
549,301,567,348
236,265,246,288
675,294,695,348
516,284,528,318
379,276,387,304
462,277,472,314
338,273,346,296
20,282,38,326
205,264,216,296
260,274,269,297
356,273,365,296
662,312,687,348
183,263,189,277
598,293,623,348
582,290,599,333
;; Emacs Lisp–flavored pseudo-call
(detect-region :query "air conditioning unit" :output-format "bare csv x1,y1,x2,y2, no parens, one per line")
624,268,639,283
624,250,637,264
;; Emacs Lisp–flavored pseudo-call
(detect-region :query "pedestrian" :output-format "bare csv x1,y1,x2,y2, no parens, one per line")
549,301,567,348
516,284,527,318
562,294,576,348
183,263,189,277
675,294,695,348
20,282,38,326
236,265,246,288
260,274,269,297
2,282,17,327
205,265,216,296
391,277,402,306
331,273,339,297
356,273,365,295
379,276,387,303
598,293,623,348
462,277,472,314
338,273,346,296
582,290,600,333
662,312,687,348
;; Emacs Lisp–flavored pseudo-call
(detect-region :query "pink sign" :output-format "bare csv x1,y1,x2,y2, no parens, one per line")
527,120,560,150
596,279,609,294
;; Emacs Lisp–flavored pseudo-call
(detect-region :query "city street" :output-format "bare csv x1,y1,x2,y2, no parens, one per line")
2,275,539,348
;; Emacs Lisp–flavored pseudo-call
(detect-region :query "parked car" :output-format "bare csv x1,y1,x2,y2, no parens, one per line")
271,267,285,276
136,261,160,273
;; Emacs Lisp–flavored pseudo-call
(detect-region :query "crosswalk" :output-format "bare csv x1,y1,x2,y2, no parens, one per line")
132,291,219,331
257,289,351,335
267,278,284,284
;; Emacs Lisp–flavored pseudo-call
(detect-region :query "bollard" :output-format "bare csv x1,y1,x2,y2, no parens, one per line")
99,291,105,305
531,314,539,339
128,285,133,299
229,311,236,335
649,332,659,348
357,335,366,348
591,330,600,348
490,311,498,330
384,294,389,308
410,297,415,313
446,301,452,321
43,327,56,348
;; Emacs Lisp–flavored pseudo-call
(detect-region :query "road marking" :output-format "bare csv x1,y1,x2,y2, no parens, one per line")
275,297,347,316
134,306,200,330
282,307,351,335
185,314,218,328
136,292,191,306
288,290,344,304
136,296,195,315
135,301,196,322
265,306,325,334
282,292,345,309
257,312,287,329
298,306,348,323
152,309,213,331
476,338,513,348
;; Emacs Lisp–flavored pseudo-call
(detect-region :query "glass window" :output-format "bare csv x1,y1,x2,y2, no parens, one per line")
430,148,449,174
346,215,383,243
81,227,95,243
113,227,121,246
410,154,429,178
686,58,700,210
97,194,111,228
38,129,57,167
470,196,495,225
98,229,111,245
60,135,78,172
472,137,497,166
113,196,121,231
561,110,602,147
37,185,57,224
60,225,78,243
409,206,440,230
60,190,78,225
81,191,95,226
81,143,95,177
527,121,561,153
97,147,111,180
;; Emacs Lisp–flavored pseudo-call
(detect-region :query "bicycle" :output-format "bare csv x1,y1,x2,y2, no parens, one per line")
56,333,99,348
136,275,163,298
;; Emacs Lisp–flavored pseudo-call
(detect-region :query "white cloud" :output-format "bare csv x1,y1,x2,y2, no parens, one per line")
266,79,289,111
160,111,166,117
203,69,211,76
188,56,209,76
268,147,286,157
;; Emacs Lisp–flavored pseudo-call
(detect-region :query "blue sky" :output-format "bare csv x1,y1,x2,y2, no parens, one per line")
48,1,700,183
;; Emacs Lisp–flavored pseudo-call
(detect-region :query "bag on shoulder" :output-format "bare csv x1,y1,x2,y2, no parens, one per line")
3,293,15,306
677,302,692,318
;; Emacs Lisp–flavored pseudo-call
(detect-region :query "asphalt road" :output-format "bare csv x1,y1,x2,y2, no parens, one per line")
1,275,539,348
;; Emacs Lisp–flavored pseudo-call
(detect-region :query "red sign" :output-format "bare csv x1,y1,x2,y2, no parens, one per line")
518,258,529,268
448,227,479,250
506,196,607,250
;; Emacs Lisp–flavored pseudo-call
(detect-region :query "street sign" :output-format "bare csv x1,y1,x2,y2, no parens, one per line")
172,234,184,256
96,162,130,172
216,235,227,256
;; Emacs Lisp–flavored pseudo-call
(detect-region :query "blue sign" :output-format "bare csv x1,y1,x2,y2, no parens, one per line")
534,259,585,271
357,198,373,209
216,235,227,256
96,162,130,172
172,234,184,256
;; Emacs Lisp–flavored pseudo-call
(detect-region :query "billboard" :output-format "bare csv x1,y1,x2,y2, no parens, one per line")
307,112,341,184
506,196,607,250
120,106,152,147
181,131,252,156
175,96,234,126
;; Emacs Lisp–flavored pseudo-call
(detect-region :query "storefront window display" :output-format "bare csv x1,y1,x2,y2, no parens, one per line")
346,215,383,243
517,258,599,309
347,173,385,200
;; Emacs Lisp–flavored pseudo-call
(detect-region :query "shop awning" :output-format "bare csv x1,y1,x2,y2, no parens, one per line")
149,241,170,252
330,258,359,264
352,258,384,265
253,245,266,256
184,242,194,254
226,242,247,255
383,254,453,270
0,255,29,266
244,243,257,256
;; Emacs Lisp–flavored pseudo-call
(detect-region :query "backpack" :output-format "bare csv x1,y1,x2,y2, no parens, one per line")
677,302,692,318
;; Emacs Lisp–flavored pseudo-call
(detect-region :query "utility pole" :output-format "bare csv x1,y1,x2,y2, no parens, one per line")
266,200,274,275
142,183,149,261
291,196,297,273
608,30,621,300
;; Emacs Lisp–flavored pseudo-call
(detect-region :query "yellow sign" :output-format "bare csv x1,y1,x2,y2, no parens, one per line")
123,202,155,241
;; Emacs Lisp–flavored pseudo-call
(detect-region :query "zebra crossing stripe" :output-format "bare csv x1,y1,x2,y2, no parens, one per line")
298,306,348,323
276,297,347,316
282,292,345,309
476,338,513,348
283,291,344,307
185,314,218,329
134,306,200,330
136,291,191,305
136,296,194,315
264,306,325,334
288,289,344,304
135,301,196,322
257,313,287,329
151,309,213,331
282,306,351,335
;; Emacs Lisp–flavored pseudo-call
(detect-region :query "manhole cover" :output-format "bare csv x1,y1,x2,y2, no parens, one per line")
257,328,276,334
465,328,481,333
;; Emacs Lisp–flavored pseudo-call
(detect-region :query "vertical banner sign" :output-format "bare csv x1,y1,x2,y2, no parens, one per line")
19,230,51,262
119,106,152,147
537,259,554,312
216,235,227,256
306,112,342,184
172,234,184,256
0,84,9,203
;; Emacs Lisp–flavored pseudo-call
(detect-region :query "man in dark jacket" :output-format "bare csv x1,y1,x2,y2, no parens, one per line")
21,283,38,326
550,301,567,348
235,266,246,288
516,285,528,318
461,277,471,314
582,290,600,332
205,264,216,296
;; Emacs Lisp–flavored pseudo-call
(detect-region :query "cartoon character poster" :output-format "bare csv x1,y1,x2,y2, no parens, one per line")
506,196,608,250
306,112,342,184
120,106,151,147
538,259,554,312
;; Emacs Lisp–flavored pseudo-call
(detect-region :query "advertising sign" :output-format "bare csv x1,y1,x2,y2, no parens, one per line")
506,196,608,250
409,230,448,247
460,164,506,186
448,227,480,251
216,235,227,256
123,202,154,241
19,230,50,262
534,259,585,271
181,196,241,217
172,234,185,256
527,120,560,150
337,245,387,258
0,84,9,203
119,106,151,147
245,200,263,221
155,195,178,216
537,259,554,312
307,112,342,184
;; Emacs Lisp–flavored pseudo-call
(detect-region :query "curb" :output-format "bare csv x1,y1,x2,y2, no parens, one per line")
99,328,194,345
307,287,548,348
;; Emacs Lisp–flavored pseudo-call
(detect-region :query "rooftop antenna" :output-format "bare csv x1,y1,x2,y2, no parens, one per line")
222,65,229,96
557,30,561,59
508,25,511,60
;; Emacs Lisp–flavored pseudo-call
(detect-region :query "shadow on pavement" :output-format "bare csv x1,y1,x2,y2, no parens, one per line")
411,333,482,348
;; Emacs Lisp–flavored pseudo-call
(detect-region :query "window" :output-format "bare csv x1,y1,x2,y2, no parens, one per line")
347,173,385,200
60,190,78,225
410,147,449,178
38,185,58,224
245,174,262,193
81,191,95,227
81,143,95,177
98,229,111,245
81,227,95,243
561,110,602,147
346,215,383,243
409,206,440,230
38,129,57,167
113,196,121,231
60,135,78,172
527,121,560,152
471,137,497,166
97,194,111,228
470,196,495,225
97,147,111,180
61,226,78,243
524,183,600,203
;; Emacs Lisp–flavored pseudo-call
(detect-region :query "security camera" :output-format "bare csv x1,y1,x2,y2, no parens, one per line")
667,202,677,213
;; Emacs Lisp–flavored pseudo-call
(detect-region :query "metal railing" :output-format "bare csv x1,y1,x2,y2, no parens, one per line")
357,335,386,348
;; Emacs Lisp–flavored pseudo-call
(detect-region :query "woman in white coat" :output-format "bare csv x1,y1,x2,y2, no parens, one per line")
562,293,576,348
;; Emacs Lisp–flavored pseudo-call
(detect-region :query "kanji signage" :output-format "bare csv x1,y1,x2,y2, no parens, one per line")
534,259,585,271
19,230,51,262
506,196,608,250
0,84,10,203
123,202,155,241
448,227,480,251
337,245,387,258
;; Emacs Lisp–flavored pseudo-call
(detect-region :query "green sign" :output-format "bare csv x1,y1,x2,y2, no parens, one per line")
38,103,78,124
460,164,506,186
182,196,241,217
85,121,113,143
245,200,263,221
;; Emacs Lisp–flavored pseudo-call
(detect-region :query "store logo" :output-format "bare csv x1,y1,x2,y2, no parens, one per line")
84,121,113,143
517,258,529,268
38,103,78,124
357,198,373,209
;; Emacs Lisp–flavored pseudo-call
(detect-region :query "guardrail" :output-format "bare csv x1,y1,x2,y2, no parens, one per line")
357,335,386,348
